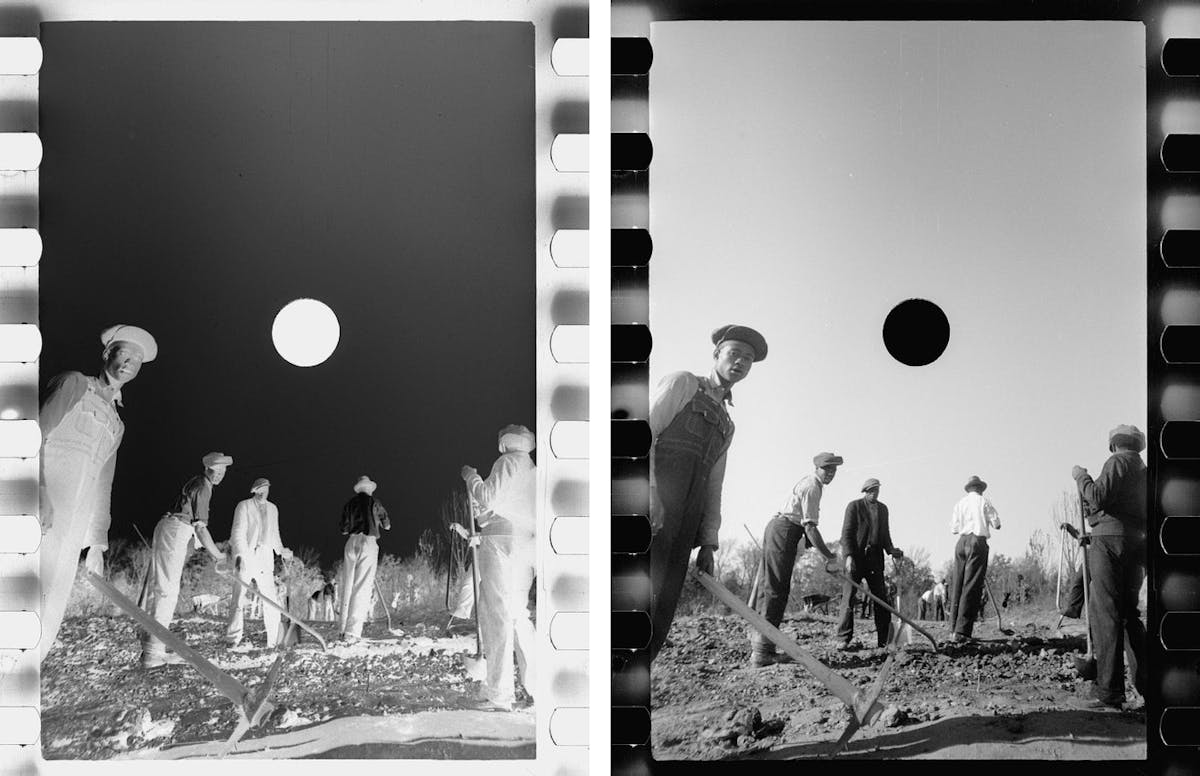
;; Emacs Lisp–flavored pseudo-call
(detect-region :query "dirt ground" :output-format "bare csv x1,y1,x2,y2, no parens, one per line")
651,603,1146,761
41,612,534,759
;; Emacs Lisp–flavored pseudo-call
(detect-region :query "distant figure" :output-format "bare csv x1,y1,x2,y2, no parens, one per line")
836,479,904,650
649,325,767,662
140,453,230,668
308,578,337,622
225,478,293,648
750,451,841,667
337,476,390,642
948,475,1001,643
932,578,947,621
39,324,157,661
459,423,538,710
1072,424,1147,709
919,588,934,620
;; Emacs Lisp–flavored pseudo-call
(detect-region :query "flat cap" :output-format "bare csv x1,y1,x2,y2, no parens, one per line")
101,324,158,363
354,475,377,495
1108,424,1146,453
711,325,768,362
813,452,844,468
202,452,233,468
964,475,987,493
249,477,270,493
861,478,881,492
498,424,536,453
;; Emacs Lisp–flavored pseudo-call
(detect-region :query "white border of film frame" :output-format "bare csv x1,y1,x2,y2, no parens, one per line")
0,2,591,774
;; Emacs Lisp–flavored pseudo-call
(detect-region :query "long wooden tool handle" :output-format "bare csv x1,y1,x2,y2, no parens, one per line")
216,570,327,650
692,570,871,719
86,571,248,707
828,568,939,651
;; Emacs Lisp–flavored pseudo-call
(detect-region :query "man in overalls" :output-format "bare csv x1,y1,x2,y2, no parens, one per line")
1072,424,1147,709
225,477,293,648
39,324,157,661
140,453,230,668
647,324,767,661
459,423,537,710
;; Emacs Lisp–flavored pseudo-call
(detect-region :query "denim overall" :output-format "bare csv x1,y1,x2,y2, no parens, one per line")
39,379,124,659
648,387,732,661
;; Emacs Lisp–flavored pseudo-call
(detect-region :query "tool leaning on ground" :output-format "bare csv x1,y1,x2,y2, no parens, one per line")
86,571,292,753
214,566,327,650
1072,498,1098,680
822,564,940,651
983,577,1015,636
691,569,894,756
459,487,488,682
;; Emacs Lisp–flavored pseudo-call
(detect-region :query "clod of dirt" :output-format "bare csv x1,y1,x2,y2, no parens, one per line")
875,705,911,728
754,718,786,739
708,706,762,744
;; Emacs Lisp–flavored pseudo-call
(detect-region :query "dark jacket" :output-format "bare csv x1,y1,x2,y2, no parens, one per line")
841,497,894,567
340,493,391,538
1075,450,1146,539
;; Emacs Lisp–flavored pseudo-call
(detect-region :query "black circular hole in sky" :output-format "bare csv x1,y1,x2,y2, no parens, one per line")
883,299,950,366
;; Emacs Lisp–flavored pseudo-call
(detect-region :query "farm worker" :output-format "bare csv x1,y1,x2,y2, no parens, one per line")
337,475,390,642
933,578,947,620
38,324,157,661
140,452,230,668
749,451,841,667
648,325,767,662
1072,424,1147,709
948,475,1001,642
919,589,933,620
835,479,904,650
459,423,538,709
225,478,293,648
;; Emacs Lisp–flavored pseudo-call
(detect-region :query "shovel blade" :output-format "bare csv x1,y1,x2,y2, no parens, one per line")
462,653,488,681
1073,655,1098,680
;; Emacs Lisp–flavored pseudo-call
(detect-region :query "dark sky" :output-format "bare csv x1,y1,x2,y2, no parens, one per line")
38,22,535,567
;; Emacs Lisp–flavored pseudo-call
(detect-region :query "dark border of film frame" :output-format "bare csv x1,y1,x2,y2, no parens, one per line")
611,3,1200,774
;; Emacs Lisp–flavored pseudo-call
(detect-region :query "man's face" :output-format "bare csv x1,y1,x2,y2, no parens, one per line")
103,341,145,386
818,465,838,485
863,488,879,503
253,486,270,500
208,466,227,485
713,341,756,385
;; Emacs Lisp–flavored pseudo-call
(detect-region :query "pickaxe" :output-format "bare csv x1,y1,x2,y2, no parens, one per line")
824,565,939,651
692,570,892,755
86,571,287,752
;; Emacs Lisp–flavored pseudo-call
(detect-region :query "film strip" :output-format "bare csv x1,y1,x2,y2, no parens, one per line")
0,1,589,773
611,2,1200,774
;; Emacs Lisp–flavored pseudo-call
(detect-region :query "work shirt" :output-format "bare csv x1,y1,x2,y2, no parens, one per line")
920,589,933,603
950,491,1001,538
649,371,735,548
780,473,823,527
466,450,536,539
340,493,391,538
167,475,213,527
933,581,946,600
1075,450,1147,539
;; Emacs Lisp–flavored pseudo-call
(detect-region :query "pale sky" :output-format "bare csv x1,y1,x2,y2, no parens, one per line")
648,21,1146,571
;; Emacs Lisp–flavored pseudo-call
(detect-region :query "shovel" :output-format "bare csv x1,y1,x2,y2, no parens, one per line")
1073,500,1098,680
374,577,403,637
983,578,1014,636
460,488,488,682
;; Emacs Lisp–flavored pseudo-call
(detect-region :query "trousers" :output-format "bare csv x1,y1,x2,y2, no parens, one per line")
477,534,536,704
141,515,196,656
339,533,379,638
749,515,808,654
225,546,281,647
949,533,989,637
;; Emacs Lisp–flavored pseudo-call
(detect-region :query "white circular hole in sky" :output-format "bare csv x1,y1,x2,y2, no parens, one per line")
272,299,340,367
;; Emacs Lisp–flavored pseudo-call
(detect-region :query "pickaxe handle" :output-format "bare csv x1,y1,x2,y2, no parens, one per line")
86,572,249,709
692,569,883,726
826,566,939,651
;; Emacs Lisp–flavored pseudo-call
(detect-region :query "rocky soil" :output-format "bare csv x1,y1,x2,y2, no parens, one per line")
651,605,1145,760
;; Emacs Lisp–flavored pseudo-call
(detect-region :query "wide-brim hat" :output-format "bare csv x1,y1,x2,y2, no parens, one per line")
711,324,768,362
498,424,536,453
964,475,987,493
101,324,158,363
249,477,270,493
861,478,881,492
202,452,233,468
354,475,377,495
1108,424,1146,453
813,452,844,468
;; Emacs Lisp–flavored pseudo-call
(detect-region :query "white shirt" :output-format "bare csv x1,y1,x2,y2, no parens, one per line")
467,451,537,538
780,473,823,527
920,589,933,602
950,491,1001,538
933,581,946,600
229,497,284,560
